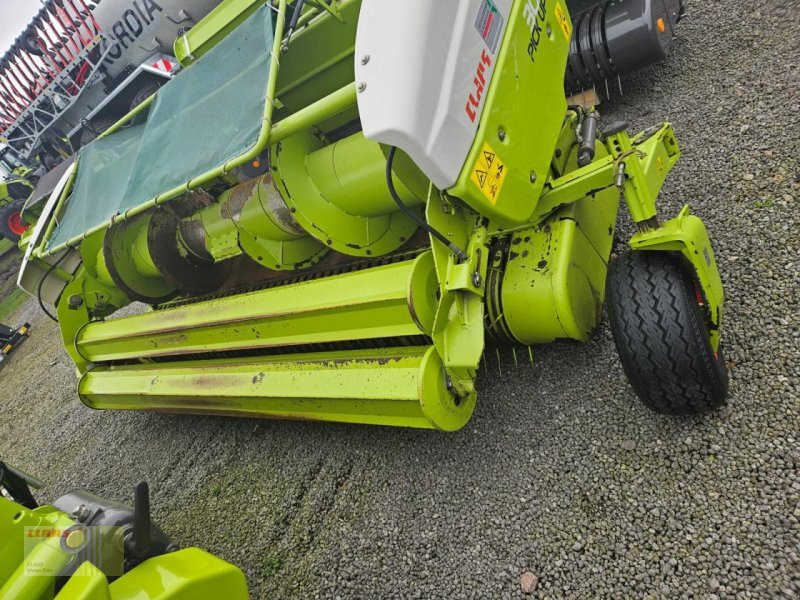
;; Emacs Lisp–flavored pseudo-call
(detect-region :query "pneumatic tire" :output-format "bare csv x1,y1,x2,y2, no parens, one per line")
0,199,28,243
79,116,118,147
129,80,161,112
606,251,728,415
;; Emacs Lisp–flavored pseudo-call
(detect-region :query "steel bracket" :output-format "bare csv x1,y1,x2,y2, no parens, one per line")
631,205,724,349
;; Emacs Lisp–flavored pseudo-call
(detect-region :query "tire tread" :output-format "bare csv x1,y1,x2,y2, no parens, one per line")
607,251,728,415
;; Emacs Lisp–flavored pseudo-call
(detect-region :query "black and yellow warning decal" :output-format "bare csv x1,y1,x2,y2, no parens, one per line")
554,1,572,41
470,142,507,205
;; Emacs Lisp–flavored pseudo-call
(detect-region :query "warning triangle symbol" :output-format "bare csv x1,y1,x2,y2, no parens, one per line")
475,169,488,187
483,151,495,168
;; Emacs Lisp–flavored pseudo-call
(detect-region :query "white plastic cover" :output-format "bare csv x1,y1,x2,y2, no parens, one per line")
355,0,511,189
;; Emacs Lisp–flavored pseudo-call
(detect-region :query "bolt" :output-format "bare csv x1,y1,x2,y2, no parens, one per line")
72,504,91,522
529,171,537,184
472,272,483,287
360,55,370,65
357,82,367,93
445,376,460,403
68,295,83,310
498,127,506,141
615,162,627,187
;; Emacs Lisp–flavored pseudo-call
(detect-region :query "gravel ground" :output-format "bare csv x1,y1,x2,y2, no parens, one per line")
1,1,798,597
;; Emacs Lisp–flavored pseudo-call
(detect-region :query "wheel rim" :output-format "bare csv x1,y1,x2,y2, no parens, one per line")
7,210,28,236
693,281,719,360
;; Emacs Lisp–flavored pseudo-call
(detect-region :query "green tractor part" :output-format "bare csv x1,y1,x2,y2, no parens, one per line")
0,460,249,600
19,0,728,430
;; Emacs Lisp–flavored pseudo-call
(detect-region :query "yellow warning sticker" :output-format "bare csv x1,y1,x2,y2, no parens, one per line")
470,142,507,206
554,2,572,41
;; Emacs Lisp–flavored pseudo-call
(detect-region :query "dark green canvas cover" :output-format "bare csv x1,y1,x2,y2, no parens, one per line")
47,5,273,251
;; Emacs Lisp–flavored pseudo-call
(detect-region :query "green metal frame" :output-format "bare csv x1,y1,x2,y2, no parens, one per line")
525,121,723,344
448,0,572,225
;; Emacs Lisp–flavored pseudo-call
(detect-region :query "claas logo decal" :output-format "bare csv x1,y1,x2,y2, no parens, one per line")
465,50,493,123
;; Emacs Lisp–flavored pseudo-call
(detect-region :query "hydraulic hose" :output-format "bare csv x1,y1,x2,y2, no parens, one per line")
281,0,307,52
36,250,70,322
386,146,467,263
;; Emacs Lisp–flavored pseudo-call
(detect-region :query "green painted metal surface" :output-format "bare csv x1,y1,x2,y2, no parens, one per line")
0,176,32,210
500,193,619,344
173,0,265,66
79,346,475,431
0,496,249,599
0,498,74,599
106,549,249,600
182,175,327,270
57,562,113,599
77,253,437,362
449,0,571,225
273,130,420,257
102,213,178,304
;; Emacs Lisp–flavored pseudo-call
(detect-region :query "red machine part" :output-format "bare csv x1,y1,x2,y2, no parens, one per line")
0,0,101,133
6,209,28,237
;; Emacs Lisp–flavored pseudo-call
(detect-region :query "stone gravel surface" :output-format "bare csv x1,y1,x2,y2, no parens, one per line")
1,1,798,598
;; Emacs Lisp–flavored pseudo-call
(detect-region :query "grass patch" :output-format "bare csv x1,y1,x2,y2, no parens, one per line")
753,198,775,209
261,554,282,578
0,289,26,321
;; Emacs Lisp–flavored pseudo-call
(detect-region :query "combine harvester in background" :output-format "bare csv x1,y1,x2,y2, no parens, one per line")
18,0,728,430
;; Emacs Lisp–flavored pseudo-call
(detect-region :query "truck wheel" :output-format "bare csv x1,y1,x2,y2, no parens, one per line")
606,251,728,415
0,199,29,243
80,116,118,147
129,80,161,112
